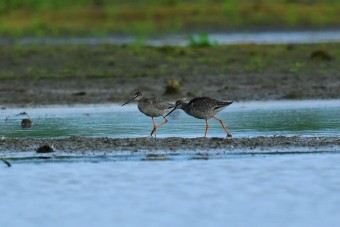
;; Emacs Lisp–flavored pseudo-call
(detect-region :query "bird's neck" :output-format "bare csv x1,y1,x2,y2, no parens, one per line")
137,96,145,102
181,102,189,110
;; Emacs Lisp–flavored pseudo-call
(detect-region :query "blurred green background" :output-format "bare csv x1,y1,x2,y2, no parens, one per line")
1,0,339,37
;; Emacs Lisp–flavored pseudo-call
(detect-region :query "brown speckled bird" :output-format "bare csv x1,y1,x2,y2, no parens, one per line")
122,91,174,138
165,97,233,137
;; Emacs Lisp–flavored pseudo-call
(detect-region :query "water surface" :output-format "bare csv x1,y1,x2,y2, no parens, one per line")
1,152,340,227
1,100,340,227
1,100,339,139
2,30,340,46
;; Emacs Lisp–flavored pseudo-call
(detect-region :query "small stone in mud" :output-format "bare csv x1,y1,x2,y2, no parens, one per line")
164,80,182,95
281,90,302,99
72,91,87,96
17,112,28,116
21,118,32,128
36,144,56,153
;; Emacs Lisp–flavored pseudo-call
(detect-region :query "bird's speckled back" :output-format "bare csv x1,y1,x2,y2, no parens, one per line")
138,97,174,117
183,97,232,119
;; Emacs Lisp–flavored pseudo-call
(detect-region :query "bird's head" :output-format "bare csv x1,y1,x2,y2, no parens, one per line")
121,91,143,106
165,100,185,117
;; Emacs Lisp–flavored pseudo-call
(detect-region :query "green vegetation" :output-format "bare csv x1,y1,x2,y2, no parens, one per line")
0,0,339,36
187,33,219,48
1,43,339,80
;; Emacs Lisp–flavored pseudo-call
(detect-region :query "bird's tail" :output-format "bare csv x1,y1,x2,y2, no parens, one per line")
218,101,233,106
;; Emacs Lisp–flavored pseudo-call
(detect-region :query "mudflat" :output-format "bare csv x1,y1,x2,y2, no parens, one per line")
0,43,339,107
1,43,339,153
1,136,339,153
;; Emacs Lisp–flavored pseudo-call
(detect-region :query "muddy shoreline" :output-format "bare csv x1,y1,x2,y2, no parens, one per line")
1,136,339,153
1,75,339,108
1,44,339,156
1,43,339,107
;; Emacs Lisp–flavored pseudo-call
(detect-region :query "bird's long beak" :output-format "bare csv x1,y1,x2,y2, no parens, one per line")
121,95,138,106
165,104,178,117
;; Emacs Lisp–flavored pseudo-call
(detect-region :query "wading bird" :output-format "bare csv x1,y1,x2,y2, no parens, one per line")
122,91,174,138
165,97,233,137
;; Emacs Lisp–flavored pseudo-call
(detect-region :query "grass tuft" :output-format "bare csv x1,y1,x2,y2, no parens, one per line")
187,33,219,48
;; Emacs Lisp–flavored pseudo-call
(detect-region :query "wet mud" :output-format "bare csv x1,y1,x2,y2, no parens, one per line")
1,136,339,153
1,43,340,107
1,74,339,107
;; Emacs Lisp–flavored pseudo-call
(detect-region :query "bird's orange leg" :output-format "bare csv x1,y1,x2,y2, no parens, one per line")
204,119,209,137
212,116,232,137
150,116,168,138
157,116,169,128
151,117,157,138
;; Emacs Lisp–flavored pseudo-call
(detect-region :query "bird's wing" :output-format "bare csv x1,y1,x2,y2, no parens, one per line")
150,97,174,110
189,97,212,112
210,98,233,110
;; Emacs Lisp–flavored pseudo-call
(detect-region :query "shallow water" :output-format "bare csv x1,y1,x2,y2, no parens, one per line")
2,30,340,46
1,152,340,227
1,100,340,227
1,100,339,139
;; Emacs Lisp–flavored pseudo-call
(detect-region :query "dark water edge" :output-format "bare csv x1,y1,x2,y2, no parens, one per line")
1,136,339,153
